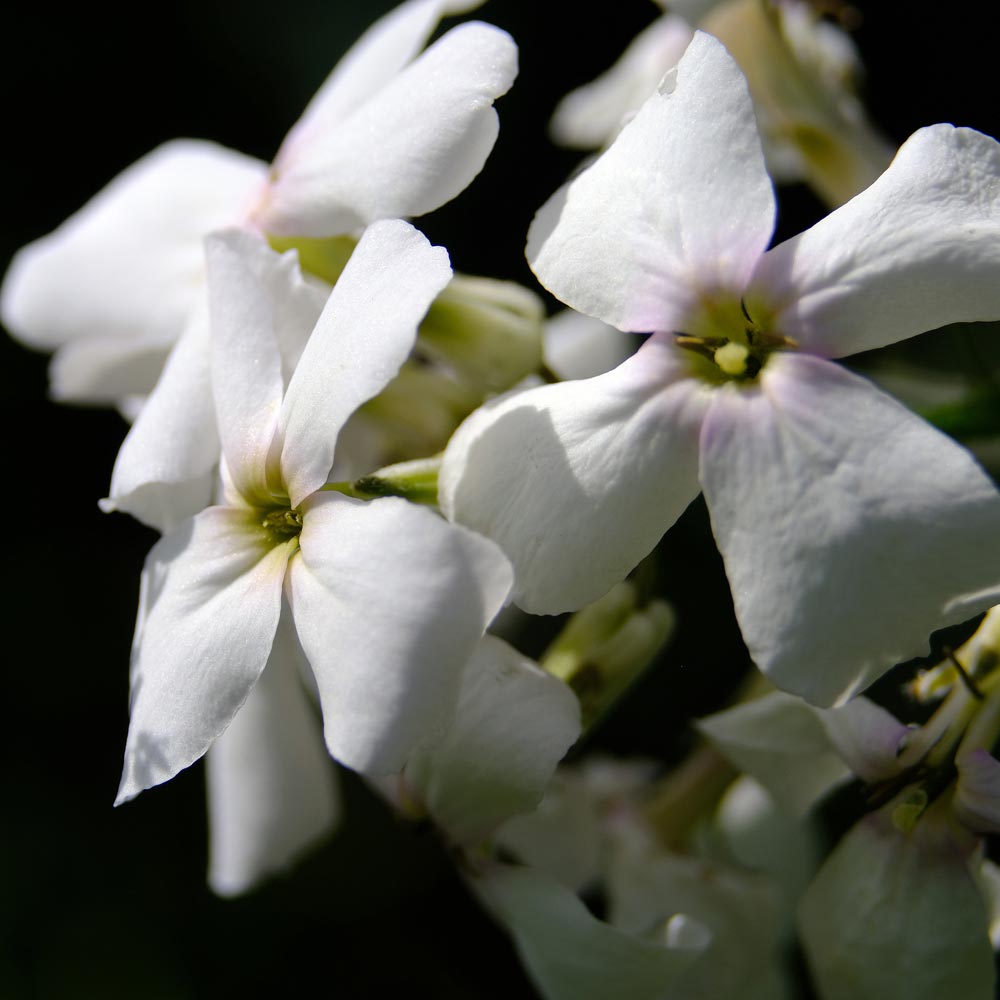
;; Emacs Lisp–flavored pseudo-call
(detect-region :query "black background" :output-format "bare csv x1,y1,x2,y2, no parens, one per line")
2,2,997,997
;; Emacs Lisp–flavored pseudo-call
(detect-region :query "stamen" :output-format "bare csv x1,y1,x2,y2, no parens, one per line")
261,507,303,538
943,645,985,701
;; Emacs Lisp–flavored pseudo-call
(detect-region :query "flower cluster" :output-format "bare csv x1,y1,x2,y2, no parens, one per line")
7,1,1000,996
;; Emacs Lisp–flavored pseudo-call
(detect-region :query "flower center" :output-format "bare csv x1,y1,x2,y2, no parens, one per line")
261,505,303,541
674,298,797,384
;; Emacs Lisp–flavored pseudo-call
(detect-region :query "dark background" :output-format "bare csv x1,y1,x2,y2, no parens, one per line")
2,2,997,997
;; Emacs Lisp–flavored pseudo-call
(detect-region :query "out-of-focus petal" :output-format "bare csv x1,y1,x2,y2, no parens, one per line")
750,125,1000,358
117,507,292,803
472,864,699,1000
287,492,512,775
712,776,821,914
207,611,339,897
543,309,638,381
607,847,785,999
495,771,605,893
955,749,1000,834
261,22,517,237
528,32,774,334
402,635,580,844
700,354,1000,705
817,698,910,784
697,692,851,815
278,220,450,506
798,809,994,1000
441,335,708,614
549,15,693,150
1,140,265,352
48,335,170,405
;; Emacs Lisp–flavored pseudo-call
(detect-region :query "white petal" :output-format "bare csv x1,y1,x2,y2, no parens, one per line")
607,849,783,999
750,125,1000,358
975,858,1000,950
261,22,517,237
495,772,605,892
697,692,851,815
116,507,292,804
713,776,821,912
955,749,1000,834
544,309,639,381
402,634,580,844
816,698,910,784
798,810,994,1000
700,353,1000,705
471,865,698,1000
549,15,694,150
527,31,773,334
279,220,451,506
287,492,512,775
1,140,265,352
48,335,170,406
207,611,339,897
206,230,324,504
275,0,468,153
440,335,709,614
103,303,217,532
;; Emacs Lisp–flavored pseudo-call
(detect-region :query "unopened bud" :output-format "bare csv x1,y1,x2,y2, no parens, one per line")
542,582,674,729
351,456,441,506
268,234,358,286
417,273,544,392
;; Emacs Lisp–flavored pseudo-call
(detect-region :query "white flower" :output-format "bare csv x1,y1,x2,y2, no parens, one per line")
116,219,512,804
798,805,995,1000
440,32,1000,705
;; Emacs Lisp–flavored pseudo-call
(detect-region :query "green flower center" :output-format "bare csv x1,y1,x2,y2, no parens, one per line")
675,298,796,384
261,505,303,541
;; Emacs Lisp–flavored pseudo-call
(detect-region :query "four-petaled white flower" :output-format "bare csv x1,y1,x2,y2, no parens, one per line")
441,32,1000,705
117,219,512,803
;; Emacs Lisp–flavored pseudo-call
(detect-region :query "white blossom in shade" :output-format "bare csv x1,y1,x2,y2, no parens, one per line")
471,864,700,1000
606,845,788,999
954,749,1000,834
708,775,821,921
116,219,513,804
473,844,790,1000
206,609,339,897
441,31,1000,705
699,691,914,814
797,806,995,1000
386,634,580,845
697,693,854,815
496,756,659,893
